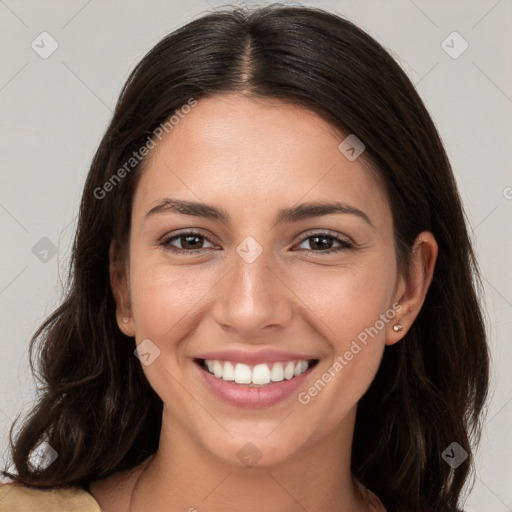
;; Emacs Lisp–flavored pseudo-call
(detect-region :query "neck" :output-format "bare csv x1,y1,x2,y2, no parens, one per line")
129,406,373,512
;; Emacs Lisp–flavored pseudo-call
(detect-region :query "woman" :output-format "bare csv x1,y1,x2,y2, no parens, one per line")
0,4,489,511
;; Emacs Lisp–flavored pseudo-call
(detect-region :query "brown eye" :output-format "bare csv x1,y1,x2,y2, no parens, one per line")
295,232,352,254
161,231,215,254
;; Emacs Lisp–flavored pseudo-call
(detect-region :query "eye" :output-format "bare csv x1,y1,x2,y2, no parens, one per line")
294,231,353,254
160,230,353,255
160,231,216,254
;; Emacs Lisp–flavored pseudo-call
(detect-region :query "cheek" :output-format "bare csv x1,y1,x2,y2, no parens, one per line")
291,258,397,420
129,259,218,343
293,257,397,347
127,261,219,404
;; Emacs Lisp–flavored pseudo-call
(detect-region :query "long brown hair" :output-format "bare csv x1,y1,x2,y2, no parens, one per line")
2,5,489,511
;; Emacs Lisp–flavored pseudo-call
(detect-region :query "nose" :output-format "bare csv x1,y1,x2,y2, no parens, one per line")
212,243,294,338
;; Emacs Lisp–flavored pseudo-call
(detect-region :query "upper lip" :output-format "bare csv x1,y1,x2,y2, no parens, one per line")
195,349,318,366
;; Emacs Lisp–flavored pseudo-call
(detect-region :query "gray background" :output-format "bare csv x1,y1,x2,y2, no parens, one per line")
0,0,511,510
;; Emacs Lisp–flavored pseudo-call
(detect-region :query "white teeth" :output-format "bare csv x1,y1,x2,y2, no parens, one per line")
223,361,235,381
203,359,313,385
284,361,295,380
213,360,223,378
252,364,271,385
270,363,284,382
234,363,252,384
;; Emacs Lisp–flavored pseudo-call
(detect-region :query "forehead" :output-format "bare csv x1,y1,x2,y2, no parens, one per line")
132,94,390,227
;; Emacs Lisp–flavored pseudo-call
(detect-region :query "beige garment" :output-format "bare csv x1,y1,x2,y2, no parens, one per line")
0,480,386,512
0,482,101,511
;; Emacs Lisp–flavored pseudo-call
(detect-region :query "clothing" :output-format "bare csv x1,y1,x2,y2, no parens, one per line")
0,479,386,511
0,480,386,512
0,481,101,511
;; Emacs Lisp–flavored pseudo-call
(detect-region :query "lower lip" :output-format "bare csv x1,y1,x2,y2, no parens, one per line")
196,361,315,409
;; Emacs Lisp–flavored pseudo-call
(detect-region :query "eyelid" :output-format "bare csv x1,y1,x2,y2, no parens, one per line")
160,228,354,255
293,229,353,253
160,228,211,242
160,229,217,250
296,228,352,245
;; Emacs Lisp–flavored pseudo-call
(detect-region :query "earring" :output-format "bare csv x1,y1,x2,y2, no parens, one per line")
122,317,129,324
393,323,404,332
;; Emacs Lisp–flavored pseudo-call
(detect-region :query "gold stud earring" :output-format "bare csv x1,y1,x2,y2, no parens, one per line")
393,323,404,332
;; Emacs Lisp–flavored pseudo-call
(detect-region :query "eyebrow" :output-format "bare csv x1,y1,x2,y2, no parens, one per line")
145,198,374,228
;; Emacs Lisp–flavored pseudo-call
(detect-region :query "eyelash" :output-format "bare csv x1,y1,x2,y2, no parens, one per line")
160,230,353,255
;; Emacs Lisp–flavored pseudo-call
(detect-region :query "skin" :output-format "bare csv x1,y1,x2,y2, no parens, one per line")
90,94,437,512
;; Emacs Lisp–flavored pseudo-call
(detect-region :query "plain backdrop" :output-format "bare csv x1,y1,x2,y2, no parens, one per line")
0,1,511,510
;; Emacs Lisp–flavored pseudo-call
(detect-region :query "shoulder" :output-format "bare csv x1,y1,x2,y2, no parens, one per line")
0,481,101,512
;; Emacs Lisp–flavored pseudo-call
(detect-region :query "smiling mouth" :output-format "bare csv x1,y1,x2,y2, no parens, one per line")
194,358,319,387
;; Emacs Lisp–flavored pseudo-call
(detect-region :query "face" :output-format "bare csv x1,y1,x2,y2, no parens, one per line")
113,94,409,468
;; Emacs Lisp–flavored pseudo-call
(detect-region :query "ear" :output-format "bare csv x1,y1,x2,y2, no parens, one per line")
386,231,438,346
109,240,135,337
